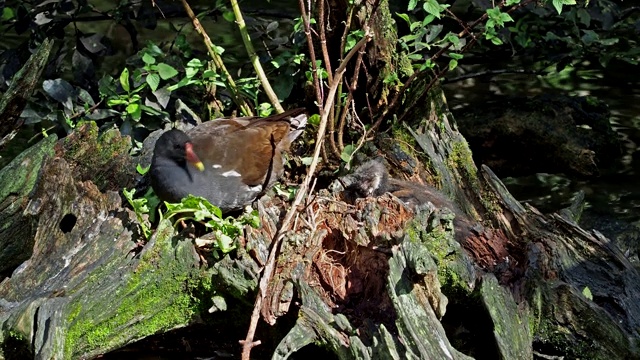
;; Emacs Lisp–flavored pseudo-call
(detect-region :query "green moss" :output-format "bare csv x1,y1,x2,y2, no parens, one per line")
1,330,33,359
396,52,414,78
448,140,477,183
64,221,207,359
391,125,418,156
7,330,26,341
404,225,420,243
405,213,471,297
61,122,132,190
0,135,56,200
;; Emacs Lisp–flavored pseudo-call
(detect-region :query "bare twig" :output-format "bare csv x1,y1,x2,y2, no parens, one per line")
298,0,324,115
319,0,342,159
443,68,542,83
336,0,379,152
229,0,284,113
445,8,475,39
337,44,365,151
318,0,334,85
239,30,373,360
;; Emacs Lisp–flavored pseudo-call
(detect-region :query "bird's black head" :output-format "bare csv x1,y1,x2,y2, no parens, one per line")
153,129,191,164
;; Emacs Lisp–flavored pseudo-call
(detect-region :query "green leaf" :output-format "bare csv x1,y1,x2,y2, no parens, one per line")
145,43,164,56
581,30,599,45
119,68,130,92
185,66,199,78
257,103,274,117
449,53,464,60
202,70,217,79
408,0,418,11
582,286,593,300
345,30,364,52
107,98,127,106
552,0,563,14
448,59,458,71
126,103,141,120
2,7,15,20
499,13,514,23
139,104,164,116
215,232,236,253
423,0,443,19
160,195,258,253
142,53,156,65
186,58,205,68
122,188,151,238
136,164,150,175
213,45,225,55
340,144,356,163
222,10,235,22
157,63,179,80
599,38,619,46
146,73,160,92
274,184,297,201
422,15,436,26
446,33,460,46
396,13,411,26
552,0,575,14
308,114,321,126
505,0,520,5
577,8,591,26
300,157,313,165
243,210,261,228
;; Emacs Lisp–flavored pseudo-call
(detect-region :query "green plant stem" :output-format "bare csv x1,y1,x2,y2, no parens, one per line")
180,0,253,116
229,0,284,113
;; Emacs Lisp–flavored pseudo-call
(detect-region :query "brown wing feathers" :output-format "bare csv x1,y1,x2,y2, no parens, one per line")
188,110,304,186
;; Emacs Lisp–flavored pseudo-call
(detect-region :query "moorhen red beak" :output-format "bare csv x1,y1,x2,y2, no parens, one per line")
150,108,307,212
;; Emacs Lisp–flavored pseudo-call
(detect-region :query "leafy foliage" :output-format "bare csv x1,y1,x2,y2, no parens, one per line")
0,0,307,144
122,188,153,240
393,0,637,85
123,188,259,255
162,195,260,255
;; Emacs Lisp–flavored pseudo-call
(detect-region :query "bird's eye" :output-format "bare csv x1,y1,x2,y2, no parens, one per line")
174,143,182,150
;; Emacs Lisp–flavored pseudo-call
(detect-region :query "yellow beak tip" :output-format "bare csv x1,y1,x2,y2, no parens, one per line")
195,162,205,172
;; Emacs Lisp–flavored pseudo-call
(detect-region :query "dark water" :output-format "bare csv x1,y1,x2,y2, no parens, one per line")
444,69,640,227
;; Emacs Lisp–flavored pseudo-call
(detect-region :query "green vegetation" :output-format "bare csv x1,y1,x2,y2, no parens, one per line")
123,189,259,255
64,220,206,359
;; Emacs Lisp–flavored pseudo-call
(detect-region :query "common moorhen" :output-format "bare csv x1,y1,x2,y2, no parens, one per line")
150,108,307,212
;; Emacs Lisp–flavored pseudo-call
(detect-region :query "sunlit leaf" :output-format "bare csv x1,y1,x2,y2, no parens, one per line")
341,144,356,163
423,0,443,19
157,63,178,80
448,59,458,71
146,73,160,91
120,68,130,92
142,53,155,65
